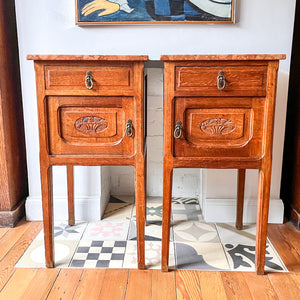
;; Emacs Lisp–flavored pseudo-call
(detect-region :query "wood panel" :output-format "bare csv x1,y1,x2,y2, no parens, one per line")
176,65,267,96
0,268,59,299
268,273,300,299
197,271,227,300
290,273,300,288
243,272,278,299
268,224,300,272
0,221,42,291
0,219,30,260
0,0,28,225
280,1,300,228
152,270,176,300
73,269,105,299
99,269,128,299
221,272,252,299
125,269,152,300
45,65,133,91
0,228,8,240
47,269,82,299
175,270,202,300
47,96,134,156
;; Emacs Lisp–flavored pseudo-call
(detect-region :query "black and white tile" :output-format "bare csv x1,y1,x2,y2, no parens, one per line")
224,242,287,272
16,196,287,272
70,240,126,268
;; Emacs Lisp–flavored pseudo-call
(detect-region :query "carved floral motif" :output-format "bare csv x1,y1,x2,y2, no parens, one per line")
74,116,108,133
200,118,236,135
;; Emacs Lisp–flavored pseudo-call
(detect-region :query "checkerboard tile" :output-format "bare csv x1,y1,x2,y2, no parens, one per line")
70,241,127,268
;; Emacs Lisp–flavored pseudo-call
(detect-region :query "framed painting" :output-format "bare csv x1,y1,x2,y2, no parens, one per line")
76,0,236,25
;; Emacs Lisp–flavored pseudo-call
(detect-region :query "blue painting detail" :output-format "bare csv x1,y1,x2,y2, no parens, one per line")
77,0,233,23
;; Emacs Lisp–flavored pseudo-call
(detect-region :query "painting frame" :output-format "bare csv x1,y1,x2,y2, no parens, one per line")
76,0,236,25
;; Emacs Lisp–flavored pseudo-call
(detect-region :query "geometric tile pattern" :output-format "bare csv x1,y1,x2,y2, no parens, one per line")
82,220,130,241
70,240,126,268
123,241,176,269
16,195,287,272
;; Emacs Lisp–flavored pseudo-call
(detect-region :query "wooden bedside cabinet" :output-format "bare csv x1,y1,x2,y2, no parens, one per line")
27,55,148,269
160,54,285,274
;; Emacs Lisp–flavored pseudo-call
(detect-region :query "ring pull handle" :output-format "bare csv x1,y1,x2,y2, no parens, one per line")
85,71,94,90
217,71,226,90
125,119,133,137
174,121,182,139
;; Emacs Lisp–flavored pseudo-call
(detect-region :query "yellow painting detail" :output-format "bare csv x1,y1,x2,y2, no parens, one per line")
82,0,134,17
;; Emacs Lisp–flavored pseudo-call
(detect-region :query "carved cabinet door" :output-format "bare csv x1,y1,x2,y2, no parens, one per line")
173,96,266,159
46,96,135,156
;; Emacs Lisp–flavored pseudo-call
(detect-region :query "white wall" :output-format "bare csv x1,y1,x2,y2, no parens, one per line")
15,0,296,222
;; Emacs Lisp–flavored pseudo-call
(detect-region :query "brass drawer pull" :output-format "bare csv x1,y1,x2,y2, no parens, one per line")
85,71,94,90
174,121,182,139
126,119,133,137
217,71,226,90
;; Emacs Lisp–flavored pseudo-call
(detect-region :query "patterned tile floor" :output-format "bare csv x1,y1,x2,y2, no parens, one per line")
16,196,287,272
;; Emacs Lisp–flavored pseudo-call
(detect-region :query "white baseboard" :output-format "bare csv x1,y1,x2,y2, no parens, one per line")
25,196,108,221
203,198,284,224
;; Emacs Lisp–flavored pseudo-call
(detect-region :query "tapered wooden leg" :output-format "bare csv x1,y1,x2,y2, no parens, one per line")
161,162,173,272
134,156,146,269
236,169,246,230
67,165,75,226
255,163,272,275
40,164,54,268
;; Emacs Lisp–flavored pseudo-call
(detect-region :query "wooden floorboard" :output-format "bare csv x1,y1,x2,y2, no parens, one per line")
0,268,59,300
289,272,300,288
0,228,9,240
47,269,83,299
0,219,30,261
125,269,152,300
268,273,300,299
221,272,253,299
73,269,106,299
242,272,278,299
175,270,202,300
0,220,299,299
197,271,228,300
99,269,129,299
152,270,176,300
268,223,300,272
0,221,42,292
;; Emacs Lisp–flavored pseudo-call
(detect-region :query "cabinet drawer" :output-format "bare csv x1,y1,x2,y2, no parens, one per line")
173,97,266,158
47,96,134,156
175,65,267,96
44,65,133,91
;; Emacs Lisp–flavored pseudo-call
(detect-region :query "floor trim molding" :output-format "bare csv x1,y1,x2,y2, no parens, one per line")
0,199,25,227
203,198,284,224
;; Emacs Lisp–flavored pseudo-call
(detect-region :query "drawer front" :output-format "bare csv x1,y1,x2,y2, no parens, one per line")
173,97,266,158
45,65,133,91
47,96,134,156
175,65,267,96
